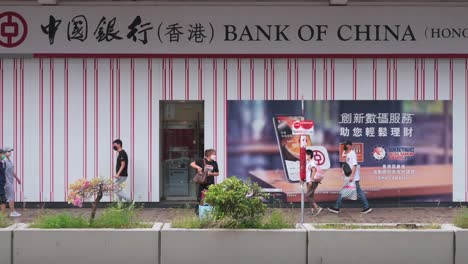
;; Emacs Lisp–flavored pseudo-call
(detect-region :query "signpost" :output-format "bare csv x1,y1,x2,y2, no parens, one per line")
292,120,314,224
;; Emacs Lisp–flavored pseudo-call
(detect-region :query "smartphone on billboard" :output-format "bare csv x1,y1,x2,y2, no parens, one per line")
272,116,312,182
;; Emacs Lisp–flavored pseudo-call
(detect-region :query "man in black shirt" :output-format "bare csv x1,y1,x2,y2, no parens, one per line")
113,139,131,202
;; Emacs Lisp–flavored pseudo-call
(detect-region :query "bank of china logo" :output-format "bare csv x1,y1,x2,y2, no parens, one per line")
372,146,386,161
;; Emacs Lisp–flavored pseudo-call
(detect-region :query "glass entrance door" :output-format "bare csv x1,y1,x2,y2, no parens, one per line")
160,101,204,200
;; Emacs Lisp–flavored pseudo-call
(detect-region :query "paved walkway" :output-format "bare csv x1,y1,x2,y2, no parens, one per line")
9,207,459,224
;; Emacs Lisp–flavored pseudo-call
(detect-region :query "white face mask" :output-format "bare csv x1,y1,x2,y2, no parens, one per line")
211,155,217,160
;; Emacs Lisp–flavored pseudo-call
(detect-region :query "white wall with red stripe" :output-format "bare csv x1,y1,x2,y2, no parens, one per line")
0,58,466,202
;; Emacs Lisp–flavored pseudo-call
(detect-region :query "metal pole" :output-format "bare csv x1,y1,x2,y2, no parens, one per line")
301,98,305,224
301,182,305,224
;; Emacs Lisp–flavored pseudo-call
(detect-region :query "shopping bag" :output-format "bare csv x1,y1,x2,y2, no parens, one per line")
340,182,357,200
198,204,213,220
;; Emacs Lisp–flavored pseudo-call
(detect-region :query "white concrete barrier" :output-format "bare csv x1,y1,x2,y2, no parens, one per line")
304,224,454,264
13,223,162,264
0,225,15,264
455,229,468,264
160,223,307,264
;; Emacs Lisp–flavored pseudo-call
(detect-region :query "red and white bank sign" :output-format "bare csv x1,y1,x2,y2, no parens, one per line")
292,120,314,135
2,6,468,55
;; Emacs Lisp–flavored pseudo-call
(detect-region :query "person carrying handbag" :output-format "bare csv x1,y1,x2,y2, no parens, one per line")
328,141,372,214
190,149,219,215
302,149,324,216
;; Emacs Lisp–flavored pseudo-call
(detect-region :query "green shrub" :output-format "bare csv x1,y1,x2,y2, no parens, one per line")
454,207,468,229
172,209,294,229
31,203,150,229
173,177,295,229
30,213,89,229
261,210,295,229
0,213,11,228
171,215,217,229
92,203,149,229
204,177,269,229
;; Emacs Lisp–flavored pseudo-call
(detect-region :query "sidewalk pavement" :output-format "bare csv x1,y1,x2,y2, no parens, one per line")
10,207,458,224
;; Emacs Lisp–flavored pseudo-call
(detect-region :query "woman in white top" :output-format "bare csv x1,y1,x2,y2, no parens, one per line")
304,149,323,216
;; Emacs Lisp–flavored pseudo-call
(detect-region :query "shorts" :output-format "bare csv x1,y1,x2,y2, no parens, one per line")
0,187,5,205
5,183,14,202
306,181,319,201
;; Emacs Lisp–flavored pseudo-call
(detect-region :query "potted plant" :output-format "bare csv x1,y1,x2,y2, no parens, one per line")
162,177,307,264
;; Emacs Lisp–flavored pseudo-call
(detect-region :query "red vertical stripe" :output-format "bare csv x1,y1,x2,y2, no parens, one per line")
148,59,153,201
170,58,174,100
434,59,439,101
271,59,275,99
312,59,316,100
94,59,99,182
394,59,398,100
162,59,166,100
185,58,189,100
130,59,135,200
287,59,291,100
264,59,268,100
83,59,88,181
198,59,203,100
109,59,114,201
415,59,419,100
237,58,242,100
387,59,392,100
50,59,54,201
450,59,454,101
323,59,328,100
295,59,299,100
20,59,24,201
225,59,228,182
352,59,357,100
373,59,377,100
250,59,254,100
116,59,121,138
13,59,17,201
330,59,335,100
39,58,44,202
64,59,69,200
213,59,218,183
421,59,425,100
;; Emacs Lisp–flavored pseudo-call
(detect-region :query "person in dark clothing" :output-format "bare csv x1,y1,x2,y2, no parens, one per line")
112,139,131,202
190,149,219,214
0,149,7,215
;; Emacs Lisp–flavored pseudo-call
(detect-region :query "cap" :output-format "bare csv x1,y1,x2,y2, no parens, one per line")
344,141,353,146
2,147,13,152
0,149,4,154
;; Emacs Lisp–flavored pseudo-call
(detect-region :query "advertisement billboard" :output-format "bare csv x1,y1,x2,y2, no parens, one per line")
227,100,453,203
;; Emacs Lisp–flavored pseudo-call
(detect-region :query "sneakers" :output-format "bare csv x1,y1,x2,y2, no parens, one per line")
327,207,340,214
312,207,323,216
9,211,21,217
361,208,373,214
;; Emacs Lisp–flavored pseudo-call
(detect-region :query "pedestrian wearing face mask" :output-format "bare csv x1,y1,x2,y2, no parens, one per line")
190,149,219,214
328,141,372,214
112,139,132,202
2,147,21,217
